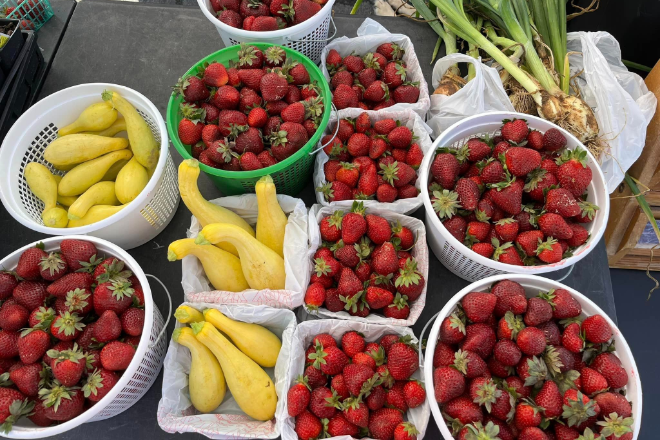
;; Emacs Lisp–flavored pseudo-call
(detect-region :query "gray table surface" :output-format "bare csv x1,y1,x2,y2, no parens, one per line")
8,0,617,437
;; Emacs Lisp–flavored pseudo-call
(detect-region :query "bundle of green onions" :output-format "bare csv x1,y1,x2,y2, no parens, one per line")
412,0,602,154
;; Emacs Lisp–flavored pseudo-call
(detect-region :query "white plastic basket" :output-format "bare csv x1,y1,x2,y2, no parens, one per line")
0,236,168,439
197,0,336,64
0,83,180,250
422,274,642,440
419,111,610,282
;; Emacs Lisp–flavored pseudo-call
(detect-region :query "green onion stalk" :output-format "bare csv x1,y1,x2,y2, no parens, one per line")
430,0,600,145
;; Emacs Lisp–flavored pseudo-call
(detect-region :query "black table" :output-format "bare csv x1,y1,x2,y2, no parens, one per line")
6,1,618,438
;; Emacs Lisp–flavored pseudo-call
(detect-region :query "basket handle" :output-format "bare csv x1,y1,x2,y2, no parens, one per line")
417,311,440,371
285,16,337,43
145,274,172,349
309,103,340,155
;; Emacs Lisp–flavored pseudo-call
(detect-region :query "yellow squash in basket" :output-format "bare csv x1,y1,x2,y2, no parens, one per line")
82,116,127,137
101,158,130,182
44,134,129,167
115,157,149,204
58,102,118,136
102,90,159,171
67,204,125,227
68,181,119,220
255,175,287,258
58,149,133,196
167,239,249,292
172,327,226,413
174,305,205,324
204,308,281,368
42,206,69,228
191,321,277,421
24,162,58,211
178,159,255,257
195,223,285,291
52,175,78,207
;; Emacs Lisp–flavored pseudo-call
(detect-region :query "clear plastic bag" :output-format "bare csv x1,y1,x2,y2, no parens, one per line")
313,108,433,215
157,303,296,439
280,320,431,440
426,53,515,136
567,31,657,192
319,18,431,118
181,194,309,309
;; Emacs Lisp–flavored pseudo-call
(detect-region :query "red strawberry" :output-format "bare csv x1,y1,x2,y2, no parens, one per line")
173,75,210,103
341,331,365,358
472,242,494,258
17,329,49,365
492,280,527,317
582,314,612,343
490,178,523,215
82,368,119,402
58,240,98,272
94,280,133,315
100,341,135,371
308,386,338,419
333,84,359,109
366,214,392,245
121,308,144,337
526,130,544,150
556,149,592,197
494,339,522,367
515,230,544,257
364,81,389,102
309,344,348,376
9,363,41,396
365,286,394,309
545,288,582,319
13,281,47,312
538,213,573,240
561,322,585,353
0,273,19,300
49,347,85,387
326,413,358,437
341,396,368,428
581,367,609,396
454,178,480,211
387,341,418,380
387,126,412,149
218,9,242,27
384,294,410,319
514,401,541,430
377,43,404,61
545,188,581,217
460,323,496,358
52,273,96,300
0,387,32,429
341,206,367,245
494,242,524,265
342,363,375,396
592,353,628,389
542,128,567,151
505,147,541,177
445,396,484,425
295,410,322,440
369,408,404,440
403,380,425,409
331,70,354,90
342,54,365,73
537,238,563,263
593,392,632,418
442,216,467,242
523,297,552,327
202,62,228,87
501,119,529,144
393,83,420,103
440,313,466,344
566,223,589,247
535,380,563,418
382,62,406,89
35,251,66,282
0,303,28,332
431,153,460,189
461,292,497,323
326,49,342,68
372,242,399,276
304,283,326,311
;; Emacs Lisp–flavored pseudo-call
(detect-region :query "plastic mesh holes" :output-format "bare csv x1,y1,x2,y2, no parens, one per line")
139,155,178,228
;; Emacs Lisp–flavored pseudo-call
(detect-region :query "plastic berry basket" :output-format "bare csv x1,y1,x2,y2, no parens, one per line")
167,43,332,196
1,0,53,31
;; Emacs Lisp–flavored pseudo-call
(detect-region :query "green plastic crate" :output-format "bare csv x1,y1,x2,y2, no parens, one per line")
167,43,332,196
2,0,53,31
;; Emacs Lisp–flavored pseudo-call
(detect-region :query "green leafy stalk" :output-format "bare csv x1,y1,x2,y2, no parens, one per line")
467,15,484,81
350,0,363,14
623,60,653,73
625,174,660,243
409,0,450,39
468,0,508,35
431,36,443,64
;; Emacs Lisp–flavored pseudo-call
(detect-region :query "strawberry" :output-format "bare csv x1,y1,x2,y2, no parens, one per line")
566,223,589,247
462,138,490,161
534,380,563,418
0,273,19,300
561,322,584,353
369,408,404,440
492,280,527,317
341,331,365,358
542,128,567,151
364,80,389,102
454,178,480,211
372,242,399,276
120,308,144,337
342,363,374,396
270,121,308,160
403,380,425,409
431,153,460,189
93,258,131,284
582,314,612,343
481,160,506,185
460,323,496,358
295,410,322,440
0,387,32,430
49,346,85,387
387,341,418,380
472,242,494,258
326,413,359,437
466,221,491,243
365,385,386,411
218,9,242,27
9,363,41,396
0,303,28,332
545,188,581,217
505,147,541,177
592,353,628,389
537,237,563,263
370,138,389,160
28,399,52,427
320,213,343,243
17,329,49,365
442,216,467,241
556,149,592,197
544,288,582,319
445,396,484,425
94,280,133,315
41,384,85,421
357,168,379,197
217,109,248,136
202,62,228,87
494,242,524,265
524,168,558,202
333,84,359,109
331,374,350,400
580,367,609,396
100,341,135,371
387,126,412,149
377,43,404,61
309,344,348,376
59,239,98,272
518,427,548,440
523,297,552,327
308,386,338,419
562,389,599,429
382,62,406,88
393,83,420,103
304,283,326,310
341,204,367,245
453,349,487,379
516,230,544,257
538,213,573,240
342,54,365,73
394,259,424,301
490,177,523,215
514,401,541,430
526,130,544,150
365,286,394,309
333,243,360,268
81,368,119,403
331,70,354,90
501,119,529,144
384,294,410,319
335,162,359,188
593,392,632,418
0,330,19,360
35,252,67,282
494,339,522,367
13,281,48,312
341,396,368,428
326,49,342,68
173,75,209,103
461,292,497,323
324,159,342,182
366,214,392,245
440,313,466,344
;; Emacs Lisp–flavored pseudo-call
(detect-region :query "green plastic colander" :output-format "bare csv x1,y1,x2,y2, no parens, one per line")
167,43,332,196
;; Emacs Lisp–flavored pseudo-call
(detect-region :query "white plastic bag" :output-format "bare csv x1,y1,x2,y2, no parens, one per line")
567,31,657,192
426,53,515,136
157,303,296,439
313,108,433,215
320,18,431,118
181,195,309,309
303,204,429,326
280,320,430,440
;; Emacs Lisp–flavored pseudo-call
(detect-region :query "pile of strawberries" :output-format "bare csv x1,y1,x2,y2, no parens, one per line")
0,239,145,430
175,44,324,171
212,0,325,31
317,113,422,203
429,118,599,266
304,203,425,320
433,279,634,440
0,0,44,30
288,331,424,440
327,43,421,110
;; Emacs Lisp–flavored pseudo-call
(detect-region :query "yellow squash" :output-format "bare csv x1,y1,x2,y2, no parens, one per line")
255,175,287,258
102,90,159,171
172,327,226,413
178,159,255,256
191,321,277,421
115,157,149,204
52,175,78,206
195,223,285,290
174,305,205,324
24,162,58,211
167,239,248,292
82,116,126,137
101,158,129,182
67,204,125,227
68,181,119,220
58,102,118,136
204,308,281,368
42,207,68,228
44,134,128,167
58,149,133,196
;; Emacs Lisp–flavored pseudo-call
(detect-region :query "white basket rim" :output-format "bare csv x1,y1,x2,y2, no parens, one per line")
422,273,642,440
420,111,610,274
0,235,156,439
0,83,169,236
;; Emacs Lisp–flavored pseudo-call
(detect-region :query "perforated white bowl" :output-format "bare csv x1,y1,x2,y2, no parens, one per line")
0,83,179,250
423,274,642,440
197,0,336,63
0,236,168,439
419,111,609,282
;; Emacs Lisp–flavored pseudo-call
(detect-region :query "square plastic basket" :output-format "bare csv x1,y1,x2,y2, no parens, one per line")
1,0,53,31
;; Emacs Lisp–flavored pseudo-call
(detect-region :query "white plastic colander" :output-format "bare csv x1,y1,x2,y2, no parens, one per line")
423,274,642,440
419,112,610,282
0,236,170,439
0,83,180,250
197,0,336,63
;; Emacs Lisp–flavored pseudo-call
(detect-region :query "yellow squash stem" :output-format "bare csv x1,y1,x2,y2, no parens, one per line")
174,305,205,324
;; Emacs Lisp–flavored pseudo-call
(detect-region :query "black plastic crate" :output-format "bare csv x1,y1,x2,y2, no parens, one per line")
0,30,43,140
0,18,24,75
